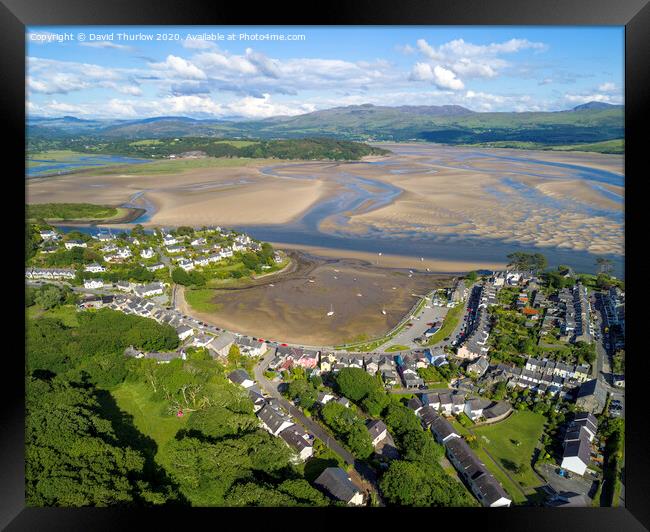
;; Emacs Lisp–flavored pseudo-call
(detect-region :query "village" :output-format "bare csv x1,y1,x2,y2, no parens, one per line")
24,224,625,508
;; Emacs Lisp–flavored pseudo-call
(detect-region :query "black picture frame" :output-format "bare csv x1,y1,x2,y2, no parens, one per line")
3,0,648,529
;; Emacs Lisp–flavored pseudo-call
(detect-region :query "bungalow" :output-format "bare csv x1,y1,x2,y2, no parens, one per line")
140,248,155,259
163,235,178,246
166,244,185,254
64,240,87,249
116,281,132,292
84,263,106,273
192,333,215,349
337,397,351,408
144,351,182,364
257,403,294,437
176,325,194,341
146,262,165,272
191,237,207,246
228,369,256,389
314,467,364,506
279,424,314,462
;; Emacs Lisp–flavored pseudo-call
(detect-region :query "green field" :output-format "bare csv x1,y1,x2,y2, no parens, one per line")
185,288,221,312
385,344,410,352
108,381,188,465
27,202,123,221
461,138,624,154
473,411,546,490
426,303,463,346
26,304,80,327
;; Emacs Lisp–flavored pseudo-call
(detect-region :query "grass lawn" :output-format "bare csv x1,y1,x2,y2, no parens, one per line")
385,344,410,352
473,411,546,492
108,381,188,466
27,304,80,327
426,303,462,346
185,288,221,312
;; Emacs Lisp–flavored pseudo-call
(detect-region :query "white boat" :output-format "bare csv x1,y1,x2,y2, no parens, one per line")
269,284,274,287
327,304,335,317
381,309,387,315
357,293,363,297
308,279,315,283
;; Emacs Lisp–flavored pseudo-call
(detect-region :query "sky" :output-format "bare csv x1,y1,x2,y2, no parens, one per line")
26,26,624,120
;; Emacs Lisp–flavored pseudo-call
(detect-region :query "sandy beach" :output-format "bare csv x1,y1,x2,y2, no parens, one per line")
178,250,452,346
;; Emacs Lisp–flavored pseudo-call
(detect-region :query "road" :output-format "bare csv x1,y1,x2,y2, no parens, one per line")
253,349,384,505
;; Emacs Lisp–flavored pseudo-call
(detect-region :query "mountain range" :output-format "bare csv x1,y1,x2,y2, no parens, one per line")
27,102,624,145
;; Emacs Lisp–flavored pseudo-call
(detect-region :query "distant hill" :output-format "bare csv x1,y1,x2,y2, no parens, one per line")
27,102,624,146
572,101,623,111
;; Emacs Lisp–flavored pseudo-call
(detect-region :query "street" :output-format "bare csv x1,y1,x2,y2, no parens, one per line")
253,349,384,505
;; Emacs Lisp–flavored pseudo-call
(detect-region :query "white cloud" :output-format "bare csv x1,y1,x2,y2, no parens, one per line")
150,55,207,80
409,63,464,90
598,82,617,92
80,41,134,52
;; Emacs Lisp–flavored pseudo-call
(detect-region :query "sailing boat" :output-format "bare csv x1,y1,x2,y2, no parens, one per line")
327,304,335,317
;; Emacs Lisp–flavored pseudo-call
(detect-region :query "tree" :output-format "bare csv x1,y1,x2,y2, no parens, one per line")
466,271,478,282
34,284,65,310
26,376,170,506
380,460,474,507
131,224,145,237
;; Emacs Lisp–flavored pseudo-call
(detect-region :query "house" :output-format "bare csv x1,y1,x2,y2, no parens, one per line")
430,413,460,444
134,282,165,297
560,430,592,476
229,369,256,389
316,391,336,405
420,392,440,411
256,403,294,437
279,424,314,462
248,389,267,412
481,401,513,423
419,406,439,429
236,336,268,357
337,397,351,408
163,235,178,246
467,356,489,378
210,332,235,358
575,379,607,414
445,437,511,507
178,258,195,271
438,392,453,415
83,279,104,289
146,262,166,272
451,393,466,415
176,325,194,341
84,263,106,273
366,419,388,447
464,398,492,421
143,351,182,364
192,333,215,349
407,396,423,415
64,240,87,249
39,229,59,240
314,467,364,506
116,281,132,292
140,248,155,259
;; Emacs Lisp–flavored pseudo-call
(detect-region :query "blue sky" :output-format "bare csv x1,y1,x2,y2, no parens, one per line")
26,26,624,119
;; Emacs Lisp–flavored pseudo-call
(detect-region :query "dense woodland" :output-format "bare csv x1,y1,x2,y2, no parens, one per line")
28,137,390,161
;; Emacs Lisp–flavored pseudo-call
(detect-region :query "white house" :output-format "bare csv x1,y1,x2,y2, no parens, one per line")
64,240,87,249
176,325,194,340
39,230,58,240
314,468,364,506
84,263,106,273
134,282,165,297
83,279,104,289
178,259,195,271
140,248,155,259
464,398,492,421
163,235,178,246
228,369,256,388
257,403,294,437
366,419,388,447
146,263,165,272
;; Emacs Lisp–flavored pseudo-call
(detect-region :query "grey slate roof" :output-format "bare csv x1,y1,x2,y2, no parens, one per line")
314,467,362,503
